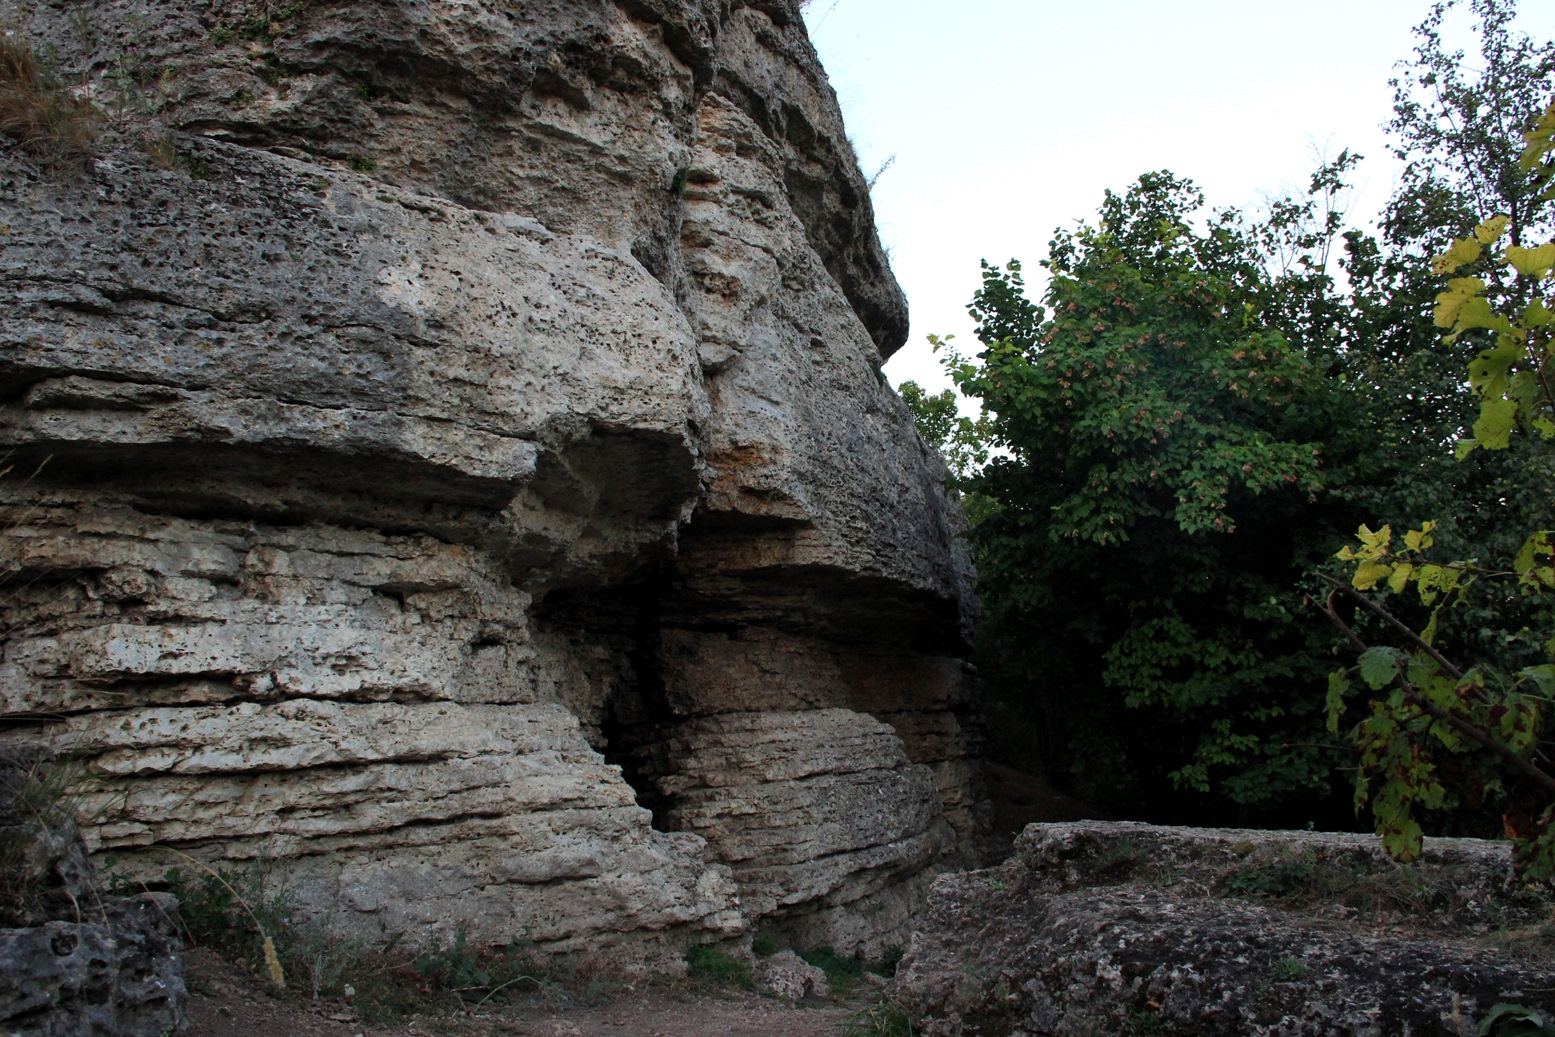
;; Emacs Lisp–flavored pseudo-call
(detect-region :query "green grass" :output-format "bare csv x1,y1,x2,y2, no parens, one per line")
684,944,752,989
1272,955,1309,982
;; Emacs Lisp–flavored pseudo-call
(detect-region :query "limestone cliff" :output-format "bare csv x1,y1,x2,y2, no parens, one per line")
0,0,984,959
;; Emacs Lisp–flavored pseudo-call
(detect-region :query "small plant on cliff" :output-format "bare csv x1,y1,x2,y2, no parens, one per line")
0,750,93,927
158,861,576,1019
0,34,97,164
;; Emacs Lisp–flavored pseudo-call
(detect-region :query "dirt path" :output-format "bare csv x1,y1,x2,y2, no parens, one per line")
183,948,862,1037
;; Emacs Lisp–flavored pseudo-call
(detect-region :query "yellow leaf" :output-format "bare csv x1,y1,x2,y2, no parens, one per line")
1475,214,1511,244
1355,524,1392,553
1354,559,1393,591
1387,563,1413,594
1432,237,1482,274
1522,102,1555,169
1432,277,1486,327
1506,242,1555,278
1403,522,1436,552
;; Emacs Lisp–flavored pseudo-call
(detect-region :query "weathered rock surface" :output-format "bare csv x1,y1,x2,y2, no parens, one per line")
894,822,1555,1037
753,948,829,1001
0,0,984,958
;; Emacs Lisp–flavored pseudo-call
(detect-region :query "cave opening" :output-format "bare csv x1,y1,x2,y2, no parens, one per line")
535,578,680,830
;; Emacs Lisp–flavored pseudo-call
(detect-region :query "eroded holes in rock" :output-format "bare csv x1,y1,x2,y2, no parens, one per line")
533,581,677,828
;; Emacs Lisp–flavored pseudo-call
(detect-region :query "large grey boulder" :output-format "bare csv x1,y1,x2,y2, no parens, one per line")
0,0,984,959
893,822,1555,1036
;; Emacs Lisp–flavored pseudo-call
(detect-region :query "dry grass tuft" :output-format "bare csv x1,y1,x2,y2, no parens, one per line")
0,34,97,164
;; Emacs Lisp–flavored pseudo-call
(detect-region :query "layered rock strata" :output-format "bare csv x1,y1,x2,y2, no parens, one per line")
0,0,983,958
894,821,1555,1037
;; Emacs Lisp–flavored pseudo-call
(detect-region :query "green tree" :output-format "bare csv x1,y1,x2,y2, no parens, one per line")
940,171,1365,821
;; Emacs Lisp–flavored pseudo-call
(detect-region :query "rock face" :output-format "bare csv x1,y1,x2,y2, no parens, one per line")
0,0,983,958
894,821,1555,1037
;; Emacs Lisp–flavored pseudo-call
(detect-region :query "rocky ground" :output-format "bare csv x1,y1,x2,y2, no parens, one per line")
894,822,1555,1037
182,947,866,1037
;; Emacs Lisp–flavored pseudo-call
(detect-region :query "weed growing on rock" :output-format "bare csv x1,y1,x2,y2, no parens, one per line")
346,151,375,173
1479,1003,1555,1036
0,750,91,927
683,944,752,989
1272,956,1309,982
145,136,210,179
0,34,96,164
1124,1006,1167,1036
846,999,913,1037
1089,838,1150,879
751,932,780,957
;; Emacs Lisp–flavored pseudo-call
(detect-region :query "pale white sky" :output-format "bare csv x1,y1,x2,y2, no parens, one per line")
803,1,1555,400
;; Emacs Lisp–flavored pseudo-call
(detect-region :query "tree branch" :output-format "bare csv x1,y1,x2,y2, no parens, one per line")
1317,574,1464,679
1316,591,1555,800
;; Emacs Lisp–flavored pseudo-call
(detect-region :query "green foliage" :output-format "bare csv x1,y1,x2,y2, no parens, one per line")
346,151,376,173
899,378,990,483
935,0,1555,841
683,944,752,988
943,167,1363,819
751,932,780,957
1328,109,1555,877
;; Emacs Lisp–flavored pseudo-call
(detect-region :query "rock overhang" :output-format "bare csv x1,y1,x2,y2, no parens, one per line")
0,0,983,959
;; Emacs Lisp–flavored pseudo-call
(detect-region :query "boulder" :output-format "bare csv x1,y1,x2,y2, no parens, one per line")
753,949,829,1001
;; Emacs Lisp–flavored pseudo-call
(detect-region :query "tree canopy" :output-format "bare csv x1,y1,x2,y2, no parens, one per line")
904,0,1555,850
